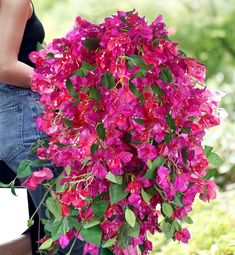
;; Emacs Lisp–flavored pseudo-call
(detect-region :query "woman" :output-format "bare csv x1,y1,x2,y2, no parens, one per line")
0,1,85,254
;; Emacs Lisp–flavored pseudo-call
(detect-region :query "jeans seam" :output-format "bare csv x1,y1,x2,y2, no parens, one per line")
4,105,25,161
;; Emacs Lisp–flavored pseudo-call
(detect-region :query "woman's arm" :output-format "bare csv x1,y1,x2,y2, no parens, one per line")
0,0,33,88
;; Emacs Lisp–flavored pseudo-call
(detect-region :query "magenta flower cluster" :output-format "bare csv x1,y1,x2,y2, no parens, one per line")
27,10,221,255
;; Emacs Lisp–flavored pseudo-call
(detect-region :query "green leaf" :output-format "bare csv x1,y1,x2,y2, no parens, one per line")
39,238,53,250
92,200,109,218
129,55,145,66
141,189,154,204
173,220,182,231
119,234,131,248
82,61,96,71
52,219,69,240
127,59,135,70
81,156,92,166
139,244,145,253
30,139,48,155
129,81,141,98
152,84,164,97
162,221,175,239
203,184,207,200
17,159,32,178
31,159,50,167
155,185,165,198
159,67,173,82
101,71,116,89
181,147,187,166
11,185,17,196
102,237,117,248
162,202,174,217
62,118,73,128
166,113,176,131
109,182,128,205
100,247,114,255
47,52,54,59
130,141,144,145
132,70,146,78
106,172,123,185
65,165,72,175
0,181,10,188
184,216,193,224
152,157,165,170
55,175,67,193
144,168,155,179
181,127,191,134
173,192,184,207
179,50,187,56
27,219,34,227
83,218,100,229
36,42,45,51
73,68,86,77
204,145,213,157
133,118,144,125
164,132,172,144
90,143,99,154
67,216,82,232
125,208,136,228
84,38,100,51
147,160,153,170
127,221,140,237
90,86,101,101
47,221,62,240
72,98,80,107
46,197,62,221
123,132,132,144
207,152,222,166
129,55,153,71
96,122,106,141
66,79,79,98
203,168,217,180
80,225,102,246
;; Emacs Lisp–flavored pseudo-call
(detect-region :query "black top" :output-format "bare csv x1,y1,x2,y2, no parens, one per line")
18,2,45,67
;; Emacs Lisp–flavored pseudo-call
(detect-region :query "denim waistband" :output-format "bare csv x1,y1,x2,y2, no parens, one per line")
0,83,32,99
0,83,40,102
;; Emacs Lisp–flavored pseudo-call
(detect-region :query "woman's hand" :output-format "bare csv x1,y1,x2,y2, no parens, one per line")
0,0,33,88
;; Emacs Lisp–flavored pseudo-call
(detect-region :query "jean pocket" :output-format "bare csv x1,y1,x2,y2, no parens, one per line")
0,105,25,161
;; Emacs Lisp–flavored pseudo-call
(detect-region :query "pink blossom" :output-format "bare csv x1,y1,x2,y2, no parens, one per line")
82,243,99,255
174,174,189,192
59,234,70,249
199,180,217,202
174,228,191,244
123,245,138,255
137,143,158,162
21,167,53,190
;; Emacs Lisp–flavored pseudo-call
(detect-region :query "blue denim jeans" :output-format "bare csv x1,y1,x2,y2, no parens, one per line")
0,83,85,254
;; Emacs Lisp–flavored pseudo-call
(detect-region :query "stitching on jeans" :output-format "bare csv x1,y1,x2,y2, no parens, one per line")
0,90,30,101
2,105,25,161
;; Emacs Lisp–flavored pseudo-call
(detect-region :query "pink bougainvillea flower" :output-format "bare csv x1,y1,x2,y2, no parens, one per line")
174,228,191,244
199,180,217,202
82,243,99,255
21,167,53,190
59,234,70,249
123,245,138,255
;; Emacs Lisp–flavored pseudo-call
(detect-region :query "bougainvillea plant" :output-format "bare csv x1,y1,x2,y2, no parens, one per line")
20,10,223,255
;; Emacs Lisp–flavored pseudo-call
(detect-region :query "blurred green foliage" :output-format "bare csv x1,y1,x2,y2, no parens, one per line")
33,0,235,188
150,190,235,255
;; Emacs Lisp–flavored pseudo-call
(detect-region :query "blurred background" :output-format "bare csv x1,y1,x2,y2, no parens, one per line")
26,0,235,254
